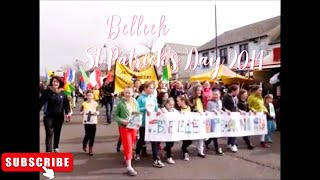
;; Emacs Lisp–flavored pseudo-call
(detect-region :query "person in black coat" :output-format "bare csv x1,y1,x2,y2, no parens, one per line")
222,84,240,153
100,79,115,124
237,89,255,150
39,76,72,152
169,81,185,108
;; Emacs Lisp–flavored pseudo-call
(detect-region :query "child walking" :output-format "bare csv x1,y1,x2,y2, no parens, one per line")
114,86,140,176
204,89,224,155
177,94,192,161
161,98,179,164
188,85,206,158
264,94,277,145
135,81,164,168
80,90,99,156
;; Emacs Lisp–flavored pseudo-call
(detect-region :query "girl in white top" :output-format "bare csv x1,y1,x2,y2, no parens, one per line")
264,94,277,145
204,90,224,155
80,90,99,156
161,98,179,164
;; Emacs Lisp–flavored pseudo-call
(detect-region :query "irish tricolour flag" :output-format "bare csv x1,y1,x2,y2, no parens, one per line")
89,69,102,88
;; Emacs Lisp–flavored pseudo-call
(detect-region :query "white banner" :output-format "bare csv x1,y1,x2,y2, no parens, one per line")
145,112,267,142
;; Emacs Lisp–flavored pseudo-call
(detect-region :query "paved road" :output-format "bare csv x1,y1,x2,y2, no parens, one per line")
40,100,280,179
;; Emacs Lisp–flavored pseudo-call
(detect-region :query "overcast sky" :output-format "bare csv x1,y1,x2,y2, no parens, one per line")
40,0,280,75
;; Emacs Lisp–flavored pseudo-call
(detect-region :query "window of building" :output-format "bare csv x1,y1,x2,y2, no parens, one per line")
239,43,249,62
219,48,228,64
169,58,173,68
202,52,209,68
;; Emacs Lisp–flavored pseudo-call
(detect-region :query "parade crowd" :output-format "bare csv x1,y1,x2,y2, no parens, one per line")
39,76,280,176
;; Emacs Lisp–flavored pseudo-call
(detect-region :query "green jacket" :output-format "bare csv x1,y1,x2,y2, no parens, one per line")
247,92,267,112
114,97,140,127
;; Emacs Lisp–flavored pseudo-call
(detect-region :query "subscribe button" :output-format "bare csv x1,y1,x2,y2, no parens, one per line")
1,153,73,172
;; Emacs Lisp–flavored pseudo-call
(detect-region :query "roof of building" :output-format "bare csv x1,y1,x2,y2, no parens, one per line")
267,24,280,45
197,16,280,52
165,43,198,54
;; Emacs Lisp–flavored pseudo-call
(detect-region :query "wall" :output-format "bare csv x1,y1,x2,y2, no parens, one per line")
157,44,195,81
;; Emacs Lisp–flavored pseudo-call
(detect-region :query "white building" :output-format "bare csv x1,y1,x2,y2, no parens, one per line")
195,16,280,75
157,43,198,81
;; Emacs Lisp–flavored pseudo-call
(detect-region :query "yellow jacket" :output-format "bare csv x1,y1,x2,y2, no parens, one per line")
247,93,267,112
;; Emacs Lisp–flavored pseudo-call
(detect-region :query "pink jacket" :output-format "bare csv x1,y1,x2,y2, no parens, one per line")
202,88,212,109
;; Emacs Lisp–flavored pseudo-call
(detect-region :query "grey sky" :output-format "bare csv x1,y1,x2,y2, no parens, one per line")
40,0,280,75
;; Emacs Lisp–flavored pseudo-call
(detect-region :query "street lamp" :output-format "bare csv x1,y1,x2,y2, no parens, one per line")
103,44,107,74
75,59,79,83
76,59,79,69
75,59,85,83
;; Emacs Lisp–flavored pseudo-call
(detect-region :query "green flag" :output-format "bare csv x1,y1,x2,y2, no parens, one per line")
162,64,172,83
79,66,91,86
63,83,75,96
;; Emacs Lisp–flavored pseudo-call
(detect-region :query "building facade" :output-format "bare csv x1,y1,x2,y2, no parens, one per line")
194,16,280,75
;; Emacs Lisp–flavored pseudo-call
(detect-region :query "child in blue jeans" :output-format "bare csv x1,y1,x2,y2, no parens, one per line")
264,94,277,144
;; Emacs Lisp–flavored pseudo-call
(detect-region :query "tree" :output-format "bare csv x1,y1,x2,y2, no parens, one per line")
137,37,166,73
139,37,156,56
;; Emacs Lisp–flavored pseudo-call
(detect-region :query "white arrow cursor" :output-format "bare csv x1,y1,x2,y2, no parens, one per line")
42,166,55,179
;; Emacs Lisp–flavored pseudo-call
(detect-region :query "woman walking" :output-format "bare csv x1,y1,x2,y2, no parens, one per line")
247,85,269,148
39,76,72,152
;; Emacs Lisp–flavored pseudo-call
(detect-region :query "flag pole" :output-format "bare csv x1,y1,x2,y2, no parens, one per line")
215,0,218,62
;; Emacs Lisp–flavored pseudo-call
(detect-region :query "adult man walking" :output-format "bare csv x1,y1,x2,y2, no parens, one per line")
100,78,115,124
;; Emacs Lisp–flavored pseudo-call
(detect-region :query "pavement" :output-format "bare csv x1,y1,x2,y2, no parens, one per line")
40,100,280,179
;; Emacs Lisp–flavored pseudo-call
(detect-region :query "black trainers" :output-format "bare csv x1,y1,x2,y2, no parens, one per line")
152,159,165,168
248,144,255,150
134,154,141,161
216,148,224,156
197,153,206,158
